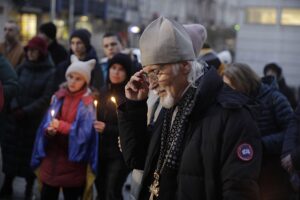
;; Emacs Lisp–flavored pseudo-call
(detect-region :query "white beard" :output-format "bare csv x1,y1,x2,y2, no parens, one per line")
159,91,175,109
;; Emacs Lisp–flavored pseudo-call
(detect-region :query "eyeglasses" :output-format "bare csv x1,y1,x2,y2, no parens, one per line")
143,69,160,82
143,64,168,82
104,42,118,48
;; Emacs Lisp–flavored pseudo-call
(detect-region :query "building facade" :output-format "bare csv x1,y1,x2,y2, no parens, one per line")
235,0,300,87
0,0,140,55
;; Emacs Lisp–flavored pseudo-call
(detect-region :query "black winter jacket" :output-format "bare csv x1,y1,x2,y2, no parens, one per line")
282,102,300,169
97,83,127,159
118,67,262,200
1,56,55,177
0,54,19,142
48,40,68,66
257,77,294,155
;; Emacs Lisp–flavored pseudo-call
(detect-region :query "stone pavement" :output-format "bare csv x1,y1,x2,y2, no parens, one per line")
0,147,132,200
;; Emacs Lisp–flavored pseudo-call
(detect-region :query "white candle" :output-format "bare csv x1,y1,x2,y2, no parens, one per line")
50,109,55,120
111,96,118,111
93,100,98,118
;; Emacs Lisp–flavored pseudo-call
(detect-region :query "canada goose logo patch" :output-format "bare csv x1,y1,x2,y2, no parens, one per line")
237,143,253,161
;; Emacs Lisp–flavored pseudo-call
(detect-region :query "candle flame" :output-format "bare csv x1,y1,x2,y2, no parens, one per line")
111,96,117,105
51,109,55,117
93,100,98,107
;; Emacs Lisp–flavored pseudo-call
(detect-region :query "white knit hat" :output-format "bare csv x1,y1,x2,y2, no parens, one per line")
65,55,96,84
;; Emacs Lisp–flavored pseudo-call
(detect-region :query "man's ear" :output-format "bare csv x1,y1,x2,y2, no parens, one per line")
180,61,191,74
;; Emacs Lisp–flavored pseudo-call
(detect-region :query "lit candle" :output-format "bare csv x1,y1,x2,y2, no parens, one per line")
50,109,55,120
111,96,118,110
93,100,98,118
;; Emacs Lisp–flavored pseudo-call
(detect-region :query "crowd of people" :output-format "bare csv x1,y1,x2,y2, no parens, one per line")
0,16,299,200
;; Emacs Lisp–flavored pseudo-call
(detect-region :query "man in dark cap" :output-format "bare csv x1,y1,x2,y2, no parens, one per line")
118,16,262,200
38,22,68,66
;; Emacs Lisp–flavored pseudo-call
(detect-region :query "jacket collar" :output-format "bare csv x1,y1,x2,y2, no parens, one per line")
55,87,93,106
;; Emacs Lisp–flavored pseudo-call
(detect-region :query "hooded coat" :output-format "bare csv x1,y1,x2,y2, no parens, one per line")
94,53,131,200
118,67,262,200
255,77,295,198
1,56,54,177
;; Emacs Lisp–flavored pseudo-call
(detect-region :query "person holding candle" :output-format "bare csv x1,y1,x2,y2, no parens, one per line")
93,53,132,200
31,55,99,200
118,17,261,200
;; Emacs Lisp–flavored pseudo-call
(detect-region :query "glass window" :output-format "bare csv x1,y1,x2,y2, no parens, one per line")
281,8,300,26
54,19,69,41
246,7,277,25
20,13,37,43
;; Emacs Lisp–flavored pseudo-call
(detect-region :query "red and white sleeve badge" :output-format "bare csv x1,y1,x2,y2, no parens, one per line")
237,143,254,161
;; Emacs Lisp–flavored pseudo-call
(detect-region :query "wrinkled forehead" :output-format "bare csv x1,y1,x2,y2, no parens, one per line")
143,64,160,73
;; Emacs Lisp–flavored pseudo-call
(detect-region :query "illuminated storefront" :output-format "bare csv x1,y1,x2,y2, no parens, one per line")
20,13,37,43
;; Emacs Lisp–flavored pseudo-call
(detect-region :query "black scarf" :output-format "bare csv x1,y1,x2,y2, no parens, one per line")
156,78,201,172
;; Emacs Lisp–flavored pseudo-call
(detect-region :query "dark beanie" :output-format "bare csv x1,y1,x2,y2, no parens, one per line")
39,22,57,40
70,29,91,50
24,36,48,57
263,63,282,77
108,53,132,81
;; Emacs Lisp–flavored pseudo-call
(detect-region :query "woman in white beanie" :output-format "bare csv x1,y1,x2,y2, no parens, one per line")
31,55,99,200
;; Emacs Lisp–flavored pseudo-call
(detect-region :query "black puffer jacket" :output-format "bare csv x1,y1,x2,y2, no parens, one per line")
257,76,293,155
118,67,262,200
1,56,54,177
282,102,300,169
254,76,294,199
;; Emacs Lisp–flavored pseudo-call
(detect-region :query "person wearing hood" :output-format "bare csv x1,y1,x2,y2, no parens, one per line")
53,28,104,91
223,63,295,200
93,53,131,200
263,62,297,109
0,36,55,199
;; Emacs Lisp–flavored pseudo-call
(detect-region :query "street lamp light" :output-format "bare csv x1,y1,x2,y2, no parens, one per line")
130,26,140,34
69,0,75,32
50,0,56,21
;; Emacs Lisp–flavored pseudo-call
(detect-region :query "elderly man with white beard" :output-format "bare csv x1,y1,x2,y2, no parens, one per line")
118,16,262,200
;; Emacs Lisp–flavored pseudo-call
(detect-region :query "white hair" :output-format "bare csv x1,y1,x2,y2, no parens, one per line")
170,60,204,87
187,60,204,87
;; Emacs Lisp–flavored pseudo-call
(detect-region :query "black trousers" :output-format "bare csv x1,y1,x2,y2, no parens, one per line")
40,183,84,200
95,158,129,200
